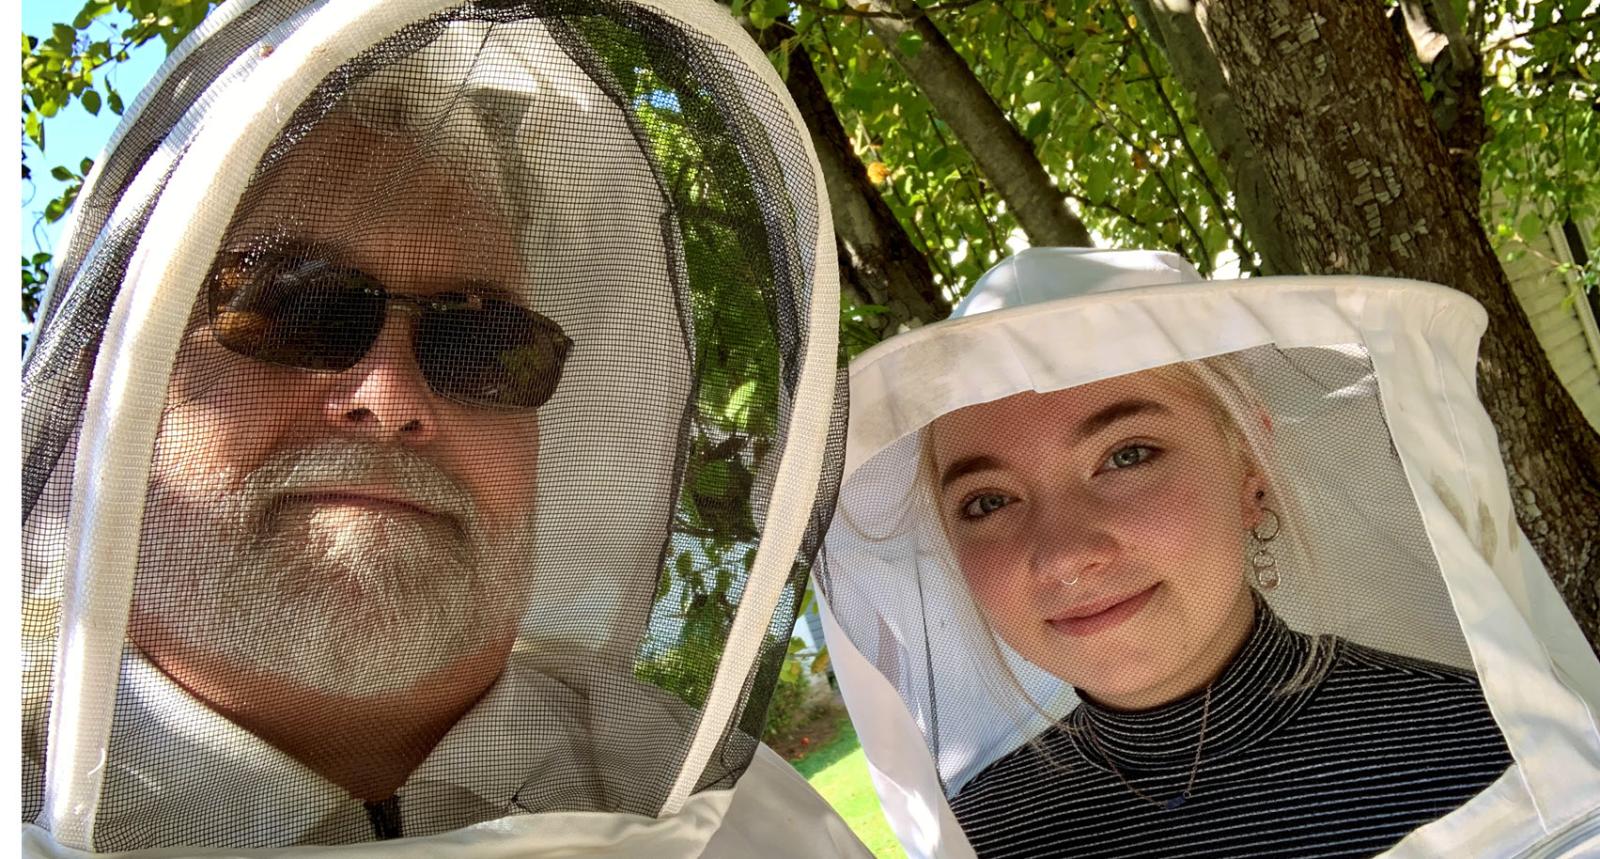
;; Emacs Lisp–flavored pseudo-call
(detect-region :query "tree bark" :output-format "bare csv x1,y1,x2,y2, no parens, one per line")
1192,0,1600,647
1391,0,1485,199
1130,0,1298,275
863,0,1093,248
760,24,949,333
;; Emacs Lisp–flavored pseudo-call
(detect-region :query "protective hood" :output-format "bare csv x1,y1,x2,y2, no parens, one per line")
819,248,1600,858
21,1,862,855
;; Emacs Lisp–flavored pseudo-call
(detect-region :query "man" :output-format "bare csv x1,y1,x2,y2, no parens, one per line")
22,6,864,855
113,114,585,841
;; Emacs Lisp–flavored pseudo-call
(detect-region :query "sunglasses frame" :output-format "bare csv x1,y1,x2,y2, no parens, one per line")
205,248,573,411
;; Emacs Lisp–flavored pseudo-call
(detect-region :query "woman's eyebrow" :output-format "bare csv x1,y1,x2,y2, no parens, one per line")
939,455,1001,490
1072,398,1171,441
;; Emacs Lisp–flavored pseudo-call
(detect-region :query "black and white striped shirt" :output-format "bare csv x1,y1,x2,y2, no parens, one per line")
949,602,1513,858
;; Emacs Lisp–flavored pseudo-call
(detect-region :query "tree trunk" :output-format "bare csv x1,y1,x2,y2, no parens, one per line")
863,0,1093,248
760,23,949,334
1192,0,1600,647
1130,0,1298,275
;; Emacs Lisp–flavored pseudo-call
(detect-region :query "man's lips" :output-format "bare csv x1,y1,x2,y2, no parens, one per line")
273,490,443,521
1047,583,1160,637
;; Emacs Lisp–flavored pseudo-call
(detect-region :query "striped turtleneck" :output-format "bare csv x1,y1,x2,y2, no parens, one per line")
949,600,1513,858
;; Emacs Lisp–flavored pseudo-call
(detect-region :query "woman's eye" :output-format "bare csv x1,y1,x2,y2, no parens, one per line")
960,493,1014,520
1103,444,1158,471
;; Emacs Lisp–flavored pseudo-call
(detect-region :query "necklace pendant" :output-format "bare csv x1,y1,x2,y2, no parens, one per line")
1163,792,1188,811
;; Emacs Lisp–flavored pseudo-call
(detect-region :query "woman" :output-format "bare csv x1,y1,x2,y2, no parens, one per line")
819,248,1600,858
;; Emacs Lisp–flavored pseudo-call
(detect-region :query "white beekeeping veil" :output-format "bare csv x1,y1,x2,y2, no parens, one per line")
21,1,864,855
819,248,1600,858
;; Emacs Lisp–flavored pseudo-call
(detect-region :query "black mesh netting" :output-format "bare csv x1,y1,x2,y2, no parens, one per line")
821,344,1516,858
22,1,840,850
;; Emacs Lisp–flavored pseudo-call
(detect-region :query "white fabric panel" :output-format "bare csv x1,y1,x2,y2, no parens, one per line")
818,589,976,859
22,745,871,858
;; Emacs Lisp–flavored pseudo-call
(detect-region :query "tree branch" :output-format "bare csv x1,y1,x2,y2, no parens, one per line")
1128,0,1299,274
997,3,1208,266
1119,0,1256,272
860,0,1093,247
790,0,989,20
756,17,950,330
1485,12,1600,54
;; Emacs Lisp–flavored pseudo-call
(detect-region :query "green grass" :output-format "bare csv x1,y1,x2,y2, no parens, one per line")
793,720,907,858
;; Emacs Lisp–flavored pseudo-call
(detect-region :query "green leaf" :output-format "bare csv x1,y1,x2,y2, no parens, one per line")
1021,80,1054,104
724,378,758,423
25,112,44,148
107,88,123,115
72,1,114,29
81,89,101,115
1025,106,1053,139
897,31,924,59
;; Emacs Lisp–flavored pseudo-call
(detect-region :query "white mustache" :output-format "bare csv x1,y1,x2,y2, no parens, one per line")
237,440,479,534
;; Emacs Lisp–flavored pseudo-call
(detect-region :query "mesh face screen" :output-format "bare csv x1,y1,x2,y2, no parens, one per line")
824,345,1515,856
22,1,837,849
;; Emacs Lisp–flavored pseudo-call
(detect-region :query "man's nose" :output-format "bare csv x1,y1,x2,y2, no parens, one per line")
323,311,439,445
1029,497,1117,587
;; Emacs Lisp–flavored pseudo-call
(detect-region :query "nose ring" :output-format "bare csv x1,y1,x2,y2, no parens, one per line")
1059,574,1080,587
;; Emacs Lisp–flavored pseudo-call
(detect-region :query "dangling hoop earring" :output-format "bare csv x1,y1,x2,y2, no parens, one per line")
1250,506,1281,591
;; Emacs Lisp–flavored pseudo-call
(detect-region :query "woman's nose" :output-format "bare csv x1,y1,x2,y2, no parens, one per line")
1028,502,1118,587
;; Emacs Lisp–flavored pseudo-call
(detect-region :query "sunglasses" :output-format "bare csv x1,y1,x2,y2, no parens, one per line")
206,246,572,410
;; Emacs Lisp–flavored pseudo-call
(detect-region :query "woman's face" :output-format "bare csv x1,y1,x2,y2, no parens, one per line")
929,368,1265,711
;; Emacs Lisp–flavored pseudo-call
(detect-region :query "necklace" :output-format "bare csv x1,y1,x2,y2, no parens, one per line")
1077,683,1213,811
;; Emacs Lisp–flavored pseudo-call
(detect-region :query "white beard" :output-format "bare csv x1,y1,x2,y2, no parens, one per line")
135,440,530,699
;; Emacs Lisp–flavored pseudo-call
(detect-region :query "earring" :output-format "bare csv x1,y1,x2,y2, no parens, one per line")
1250,506,1281,591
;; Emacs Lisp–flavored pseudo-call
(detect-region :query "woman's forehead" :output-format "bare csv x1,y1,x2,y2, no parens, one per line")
929,369,1215,457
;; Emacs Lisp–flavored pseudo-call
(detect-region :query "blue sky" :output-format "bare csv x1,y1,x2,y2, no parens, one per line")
21,5,167,266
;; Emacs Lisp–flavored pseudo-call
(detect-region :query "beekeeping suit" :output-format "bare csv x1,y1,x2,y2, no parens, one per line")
818,248,1600,857
20,1,863,855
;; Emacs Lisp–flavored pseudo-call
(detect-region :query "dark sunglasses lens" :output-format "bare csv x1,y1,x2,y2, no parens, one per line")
210,256,385,371
416,298,571,409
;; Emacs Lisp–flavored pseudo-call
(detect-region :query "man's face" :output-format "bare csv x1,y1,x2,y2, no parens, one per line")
130,124,542,701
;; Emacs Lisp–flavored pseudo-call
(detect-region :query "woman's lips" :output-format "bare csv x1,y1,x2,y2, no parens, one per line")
1047,584,1160,637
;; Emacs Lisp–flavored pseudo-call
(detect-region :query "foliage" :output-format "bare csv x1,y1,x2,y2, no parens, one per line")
760,635,827,744
22,3,1599,311
21,251,51,326
1475,1,1600,264
570,16,817,715
21,0,224,321
782,0,1258,298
